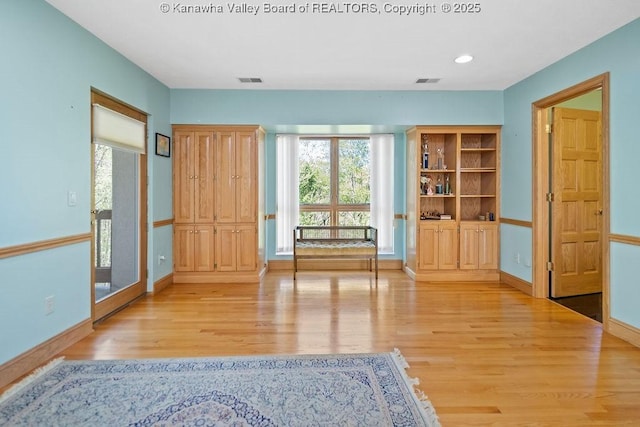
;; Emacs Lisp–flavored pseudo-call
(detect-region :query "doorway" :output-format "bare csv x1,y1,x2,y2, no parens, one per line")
91,90,148,321
532,73,610,324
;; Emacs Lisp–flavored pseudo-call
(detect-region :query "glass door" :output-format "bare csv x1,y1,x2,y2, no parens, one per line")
91,91,147,321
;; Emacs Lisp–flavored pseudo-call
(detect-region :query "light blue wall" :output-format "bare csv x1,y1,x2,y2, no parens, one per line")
0,0,171,365
501,18,640,328
171,89,504,126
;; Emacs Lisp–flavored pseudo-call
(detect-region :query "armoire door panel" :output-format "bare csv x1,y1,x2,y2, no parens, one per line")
173,132,195,223
216,132,236,223
235,132,257,223
216,226,237,271
174,225,195,272
236,226,257,271
194,225,215,272
194,132,215,223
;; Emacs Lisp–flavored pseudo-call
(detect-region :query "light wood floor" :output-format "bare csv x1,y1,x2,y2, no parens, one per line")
57,271,640,426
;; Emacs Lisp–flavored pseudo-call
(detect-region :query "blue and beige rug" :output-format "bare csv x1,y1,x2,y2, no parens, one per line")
0,350,439,426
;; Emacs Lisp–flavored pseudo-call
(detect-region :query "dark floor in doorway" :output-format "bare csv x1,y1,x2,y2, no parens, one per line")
552,293,602,323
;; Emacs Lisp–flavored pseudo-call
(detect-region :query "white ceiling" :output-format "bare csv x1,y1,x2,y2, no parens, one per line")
46,0,640,91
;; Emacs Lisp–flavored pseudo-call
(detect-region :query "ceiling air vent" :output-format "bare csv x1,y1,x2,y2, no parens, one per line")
238,77,263,83
415,78,440,84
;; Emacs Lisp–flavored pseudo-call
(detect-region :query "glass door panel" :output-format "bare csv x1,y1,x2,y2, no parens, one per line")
92,143,145,320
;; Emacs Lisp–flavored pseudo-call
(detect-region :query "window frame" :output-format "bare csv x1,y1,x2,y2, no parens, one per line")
298,136,370,226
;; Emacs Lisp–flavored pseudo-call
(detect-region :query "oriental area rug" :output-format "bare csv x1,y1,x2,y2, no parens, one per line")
0,350,440,426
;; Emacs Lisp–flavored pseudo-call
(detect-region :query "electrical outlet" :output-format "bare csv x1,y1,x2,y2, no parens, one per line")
158,255,166,265
514,252,521,264
45,295,55,315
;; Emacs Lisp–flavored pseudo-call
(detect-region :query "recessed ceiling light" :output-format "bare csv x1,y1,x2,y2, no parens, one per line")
454,55,474,64
415,78,441,84
238,77,263,83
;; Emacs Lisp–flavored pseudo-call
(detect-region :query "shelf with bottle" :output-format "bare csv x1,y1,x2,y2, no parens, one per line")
420,133,456,172
420,172,454,197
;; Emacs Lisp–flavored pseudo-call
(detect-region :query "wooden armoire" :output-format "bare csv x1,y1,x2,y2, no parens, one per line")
172,125,265,283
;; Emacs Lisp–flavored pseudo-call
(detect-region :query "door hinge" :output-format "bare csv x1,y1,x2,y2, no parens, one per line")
545,124,552,134
546,261,554,271
546,193,555,202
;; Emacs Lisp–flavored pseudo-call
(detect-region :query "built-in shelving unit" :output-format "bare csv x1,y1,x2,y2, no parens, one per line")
406,126,501,281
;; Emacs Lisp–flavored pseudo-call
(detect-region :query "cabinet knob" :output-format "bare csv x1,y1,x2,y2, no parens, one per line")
194,175,198,179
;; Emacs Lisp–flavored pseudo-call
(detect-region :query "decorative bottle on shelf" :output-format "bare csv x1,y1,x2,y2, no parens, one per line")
435,176,443,194
422,139,429,169
436,148,444,170
445,175,450,195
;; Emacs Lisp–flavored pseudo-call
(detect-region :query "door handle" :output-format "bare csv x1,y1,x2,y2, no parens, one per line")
596,209,603,216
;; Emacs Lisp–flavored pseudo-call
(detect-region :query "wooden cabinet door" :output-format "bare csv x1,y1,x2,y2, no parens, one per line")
194,132,215,223
194,225,215,272
236,225,257,271
418,224,439,270
215,225,237,272
174,225,195,272
459,223,479,270
459,223,498,270
438,223,458,270
215,132,236,223
478,223,498,270
235,132,257,223
173,132,195,223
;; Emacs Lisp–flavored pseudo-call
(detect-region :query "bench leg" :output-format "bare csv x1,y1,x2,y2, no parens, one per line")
375,254,378,279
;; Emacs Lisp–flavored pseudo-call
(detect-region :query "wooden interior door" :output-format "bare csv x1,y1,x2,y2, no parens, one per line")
551,107,602,297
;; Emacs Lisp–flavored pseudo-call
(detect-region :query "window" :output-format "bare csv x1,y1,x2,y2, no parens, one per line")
299,137,371,227
277,134,394,254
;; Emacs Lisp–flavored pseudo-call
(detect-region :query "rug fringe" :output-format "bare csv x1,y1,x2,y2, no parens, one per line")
391,348,442,427
0,357,65,405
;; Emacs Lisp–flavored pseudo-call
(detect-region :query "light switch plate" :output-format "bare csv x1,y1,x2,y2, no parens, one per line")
68,190,77,207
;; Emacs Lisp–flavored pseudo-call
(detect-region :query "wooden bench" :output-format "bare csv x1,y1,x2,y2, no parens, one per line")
293,226,378,280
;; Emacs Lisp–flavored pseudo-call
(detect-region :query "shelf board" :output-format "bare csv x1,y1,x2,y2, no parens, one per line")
460,167,496,172
460,194,496,198
420,169,456,173
420,194,455,198
460,148,496,152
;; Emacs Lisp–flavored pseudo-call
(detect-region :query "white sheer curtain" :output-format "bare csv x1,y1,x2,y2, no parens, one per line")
276,135,299,254
370,134,394,253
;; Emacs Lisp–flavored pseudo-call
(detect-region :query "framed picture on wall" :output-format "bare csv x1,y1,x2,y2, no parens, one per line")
155,133,171,157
